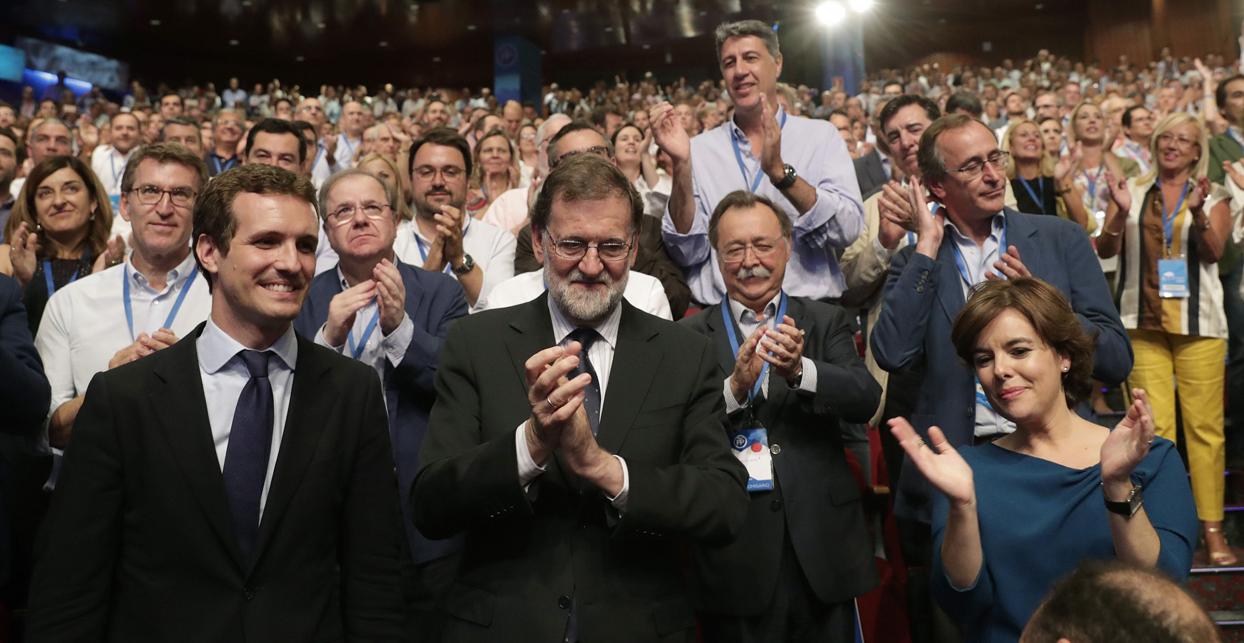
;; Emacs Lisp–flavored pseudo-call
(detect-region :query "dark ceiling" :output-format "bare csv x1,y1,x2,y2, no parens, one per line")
1,0,1087,92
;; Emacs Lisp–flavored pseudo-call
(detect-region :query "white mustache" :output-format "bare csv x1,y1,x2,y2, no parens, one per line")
735,265,771,280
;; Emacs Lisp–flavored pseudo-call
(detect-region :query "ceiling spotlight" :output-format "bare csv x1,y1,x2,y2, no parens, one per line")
848,0,875,12
378,41,389,47
466,24,477,31
149,19,161,26
228,39,239,45
815,1,847,27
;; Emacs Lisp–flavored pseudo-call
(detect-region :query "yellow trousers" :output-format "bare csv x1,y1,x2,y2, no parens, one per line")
1127,329,1227,521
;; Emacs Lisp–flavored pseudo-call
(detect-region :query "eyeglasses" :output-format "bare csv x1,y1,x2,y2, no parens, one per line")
326,202,391,226
549,146,611,169
1156,133,1198,150
949,151,1010,179
412,165,465,181
131,185,197,207
720,237,786,264
543,231,634,262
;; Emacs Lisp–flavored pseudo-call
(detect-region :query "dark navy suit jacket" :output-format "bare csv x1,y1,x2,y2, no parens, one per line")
295,261,469,562
870,209,1132,523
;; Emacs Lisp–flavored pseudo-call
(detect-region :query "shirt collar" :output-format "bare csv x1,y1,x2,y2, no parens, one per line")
546,288,621,351
944,211,1006,245
727,290,782,326
729,105,788,144
197,316,298,375
126,251,198,291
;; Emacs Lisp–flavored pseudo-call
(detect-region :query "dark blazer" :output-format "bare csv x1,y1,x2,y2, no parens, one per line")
295,260,469,564
870,209,1132,523
412,294,748,642
854,148,889,200
27,324,404,643
681,296,880,614
514,216,693,318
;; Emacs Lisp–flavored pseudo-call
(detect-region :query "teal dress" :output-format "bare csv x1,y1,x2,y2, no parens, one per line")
930,438,1198,642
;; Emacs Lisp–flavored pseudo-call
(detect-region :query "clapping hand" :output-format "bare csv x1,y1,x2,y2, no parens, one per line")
729,325,768,404
1104,171,1131,213
92,234,127,273
759,316,805,383
525,342,594,454
1100,389,1157,489
648,102,690,164
8,222,39,286
987,246,1032,280
889,418,975,507
1186,176,1211,211
372,258,407,335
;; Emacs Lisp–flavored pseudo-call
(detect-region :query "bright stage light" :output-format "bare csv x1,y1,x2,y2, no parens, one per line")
815,1,847,27
848,0,875,12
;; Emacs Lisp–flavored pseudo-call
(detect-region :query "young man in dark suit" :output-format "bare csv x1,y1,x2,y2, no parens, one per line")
412,154,749,642
27,164,404,642
295,168,468,642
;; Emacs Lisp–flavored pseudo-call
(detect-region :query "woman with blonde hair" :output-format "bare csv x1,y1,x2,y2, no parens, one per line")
464,128,519,219
1065,102,1138,221
0,155,123,333
1098,112,1236,566
356,152,415,221
1001,119,1092,230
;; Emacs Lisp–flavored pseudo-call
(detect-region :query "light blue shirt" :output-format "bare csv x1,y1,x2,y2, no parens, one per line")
661,108,864,305
312,269,414,403
196,318,298,516
721,293,818,413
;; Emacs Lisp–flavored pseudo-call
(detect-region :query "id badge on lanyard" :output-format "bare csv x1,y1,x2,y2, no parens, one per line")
1158,181,1190,299
730,417,775,492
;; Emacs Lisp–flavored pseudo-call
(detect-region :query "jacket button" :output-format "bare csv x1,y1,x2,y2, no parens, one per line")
770,443,781,455
770,499,782,512
558,595,572,610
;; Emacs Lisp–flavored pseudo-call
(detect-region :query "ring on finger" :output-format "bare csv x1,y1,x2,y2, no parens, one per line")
546,396,561,412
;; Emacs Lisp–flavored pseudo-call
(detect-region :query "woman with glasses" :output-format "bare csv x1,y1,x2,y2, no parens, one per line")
1098,112,1236,566
1001,119,1092,230
0,156,123,334
465,128,519,220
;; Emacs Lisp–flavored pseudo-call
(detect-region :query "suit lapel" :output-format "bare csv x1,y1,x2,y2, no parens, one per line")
935,228,967,323
597,303,660,454
504,293,556,388
151,324,245,567
703,304,739,378
399,262,426,321
252,335,331,567
1004,209,1042,275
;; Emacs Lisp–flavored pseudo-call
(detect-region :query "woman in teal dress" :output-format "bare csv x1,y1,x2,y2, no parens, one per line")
890,278,1198,643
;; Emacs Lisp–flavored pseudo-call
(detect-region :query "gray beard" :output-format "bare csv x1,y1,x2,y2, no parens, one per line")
545,261,628,326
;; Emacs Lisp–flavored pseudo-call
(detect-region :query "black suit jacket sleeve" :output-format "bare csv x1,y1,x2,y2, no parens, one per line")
806,304,880,424
0,276,50,433
28,372,121,642
392,279,470,397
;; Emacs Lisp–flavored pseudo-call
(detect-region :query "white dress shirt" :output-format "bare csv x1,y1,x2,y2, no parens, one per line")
481,186,530,236
196,318,298,516
90,144,132,197
720,293,818,414
393,217,516,312
477,268,671,320
513,298,630,509
335,133,361,169
312,269,414,399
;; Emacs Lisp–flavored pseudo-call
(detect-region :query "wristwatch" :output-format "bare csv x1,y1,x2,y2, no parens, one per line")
771,163,797,190
1103,482,1143,517
452,253,475,275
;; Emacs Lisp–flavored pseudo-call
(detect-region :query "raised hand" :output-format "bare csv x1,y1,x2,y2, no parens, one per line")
878,180,917,249
92,234,127,274
8,222,39,286
1186,176,1211,211
908,176,945,256
758,95,785,183
648,102,690,163
987,245,1032,281
372,258,407,335
759,315,805,383
433,204,465,269
1104,171,1131,213
1100,389,1157,487
729,325,768,404
323,280,377,348
889,418,975,506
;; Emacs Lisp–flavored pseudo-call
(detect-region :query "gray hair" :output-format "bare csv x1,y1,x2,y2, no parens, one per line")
317,168,398,221
714,20,780,61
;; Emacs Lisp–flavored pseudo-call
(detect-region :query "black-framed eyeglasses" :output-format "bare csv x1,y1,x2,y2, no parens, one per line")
543,230,634,262
326,202,391,226
131,185,197,207
950,151,1010,179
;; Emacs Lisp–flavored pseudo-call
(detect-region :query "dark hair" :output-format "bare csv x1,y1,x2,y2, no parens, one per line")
244,118,307,163
289,119,317,142
273,96,293,109
714,19,780,61
120,142,210,195
408,127,472,180
1022,560,1220,643
159,116,200,138
12,156,113,257
529,154,641,235
1215,74,1244,110
944,91,984,118
0,126,17,150
110,111,141,128
708,190,791,248
917,113,986,184
879,94,942,136
827,108,850,121
547,120,610,167
192,164,317,289
951,278,1094,408
609,122,642,147
160,92,183,107
1121,105,1148,129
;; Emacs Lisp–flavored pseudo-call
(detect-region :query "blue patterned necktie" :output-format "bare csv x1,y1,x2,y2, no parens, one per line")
222,349,274,562
564,328,601,434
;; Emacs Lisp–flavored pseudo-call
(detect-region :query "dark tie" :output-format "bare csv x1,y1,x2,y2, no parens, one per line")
222,350,274,562
564,328,601,434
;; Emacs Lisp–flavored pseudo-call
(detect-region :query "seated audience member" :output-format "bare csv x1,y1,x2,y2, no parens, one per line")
394,127,515,309
1098,113,1236,566
0,156,124,335
0,127,17,243
891,277,1197,643
465,129,519,220
207,109,244,177
481,113,571,235
683,190,880,643
290,120,322,182
36,143,211,450
362,123,401,161
357,152,415,221
513,121,691,318
944,91,984,120
160,116,204,156
612,123,670,219
411,154,748,641
27,164,405,641
1001,119,1091,228
653,19,863,306
294,169,469,641
871,114,1132,528
1020,560,1220,643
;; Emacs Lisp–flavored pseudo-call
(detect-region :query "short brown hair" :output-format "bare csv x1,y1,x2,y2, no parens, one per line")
951,278,1095,407
708,190,791,248
9,156,112,257
192,164,317,289
120,142,210,196
529,154,641,234
714,19,780,61
918,113,988,184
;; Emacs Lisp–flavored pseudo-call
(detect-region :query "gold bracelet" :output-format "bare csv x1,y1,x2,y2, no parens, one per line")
1100,228,1122,237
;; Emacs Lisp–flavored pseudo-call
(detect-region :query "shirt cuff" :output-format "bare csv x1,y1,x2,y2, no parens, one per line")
314,324,345,352
872,234,898,258
515,421,546,488
605,455,630,512
795,356,817,395
723,376,749,413
381,313,414,367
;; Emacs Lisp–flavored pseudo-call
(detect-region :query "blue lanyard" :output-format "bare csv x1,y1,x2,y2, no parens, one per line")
413,231,454,275
730,111,787,193
1017,177,1047,214
346,307,381,359
123,266,198,340
211,155,237,175
43,260,80,298
108,152,124,187
720,292,788,401
1083,165,1105,206
1158,180,1190,257
949,216,1007,288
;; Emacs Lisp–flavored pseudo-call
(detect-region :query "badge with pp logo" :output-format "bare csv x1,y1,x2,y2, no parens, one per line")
730,426,775,492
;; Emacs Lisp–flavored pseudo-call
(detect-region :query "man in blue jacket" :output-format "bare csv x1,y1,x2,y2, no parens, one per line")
294,169,468,642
